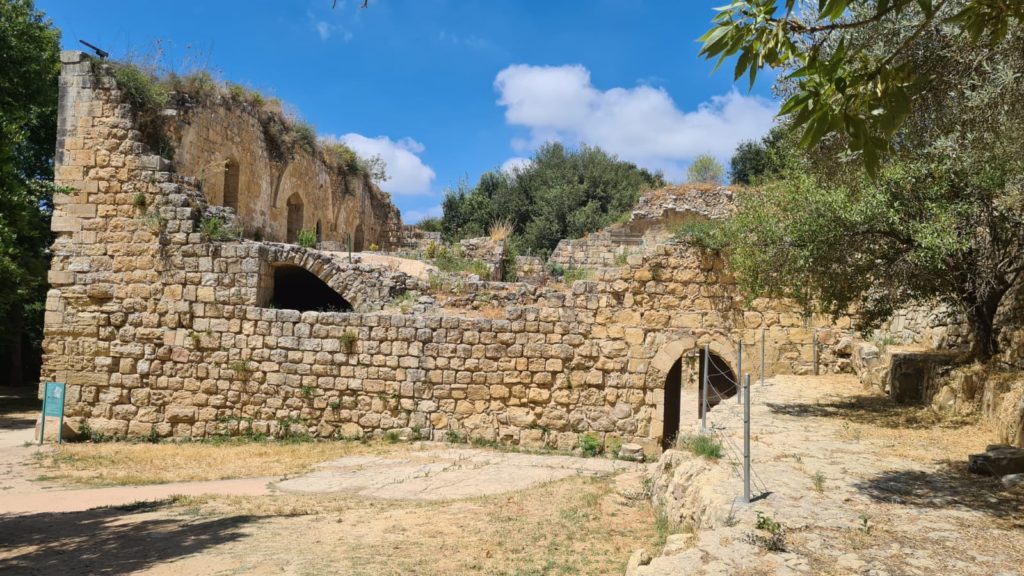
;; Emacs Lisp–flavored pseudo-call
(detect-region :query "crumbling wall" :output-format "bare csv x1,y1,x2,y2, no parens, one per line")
44,51,856,452
159,66,401,249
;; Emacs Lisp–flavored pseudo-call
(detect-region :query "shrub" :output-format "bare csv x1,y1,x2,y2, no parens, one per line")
132,192,147,210
579,432,602,457
500,243,519,282
297,228,317,248
488,218,514,241
200,216,239,241
562,265,592,283
676,434,723,459
290,121,317,154
339,331,358,353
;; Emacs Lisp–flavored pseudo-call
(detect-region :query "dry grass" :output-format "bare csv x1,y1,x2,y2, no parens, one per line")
34,439,400,487
147,475,659,575
488,218,514,242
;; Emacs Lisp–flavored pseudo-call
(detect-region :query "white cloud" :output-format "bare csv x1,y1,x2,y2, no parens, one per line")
494,64,778,181
311,18,353,42
403,204,443,224
500,157,532,174
316,21,332,40
325,134,437,196
438,30,491,50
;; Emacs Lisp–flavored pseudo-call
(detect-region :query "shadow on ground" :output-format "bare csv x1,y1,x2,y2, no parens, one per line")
0,500,255,575
854,460,1024,522
766,395,974,429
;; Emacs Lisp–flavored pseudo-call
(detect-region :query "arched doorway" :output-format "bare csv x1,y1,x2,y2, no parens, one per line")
286,193,304,243
269,264,353,312
698,351,738,417
662,358,682,449
223,158,240,210
315,220,323,243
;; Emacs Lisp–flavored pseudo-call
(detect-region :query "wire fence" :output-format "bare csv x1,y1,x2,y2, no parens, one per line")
698,343,770,500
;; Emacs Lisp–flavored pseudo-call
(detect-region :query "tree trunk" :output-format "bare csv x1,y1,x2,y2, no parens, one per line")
967,292,1003,362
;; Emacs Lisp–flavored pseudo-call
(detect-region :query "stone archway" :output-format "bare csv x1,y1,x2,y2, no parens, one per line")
649,337,739,448
698,350,738,417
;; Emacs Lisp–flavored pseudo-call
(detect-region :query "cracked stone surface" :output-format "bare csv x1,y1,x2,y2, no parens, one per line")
274,447,640,500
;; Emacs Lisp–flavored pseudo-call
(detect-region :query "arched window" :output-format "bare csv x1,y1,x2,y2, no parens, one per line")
286,193,304,243
269,264,352,312
223,159,240,210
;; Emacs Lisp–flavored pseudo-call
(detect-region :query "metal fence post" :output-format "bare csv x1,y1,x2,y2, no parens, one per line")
701,343,709,432
743,373,751,503
737,340,743,404
812,330,819,376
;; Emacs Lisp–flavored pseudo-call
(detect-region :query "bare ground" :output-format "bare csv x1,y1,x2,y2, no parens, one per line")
639,374,1024,576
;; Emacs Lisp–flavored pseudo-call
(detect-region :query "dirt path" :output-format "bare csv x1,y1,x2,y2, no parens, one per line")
0,397,657,575
638,374,1024,576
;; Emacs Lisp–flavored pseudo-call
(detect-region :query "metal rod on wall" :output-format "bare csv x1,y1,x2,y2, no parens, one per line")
701,343,709,433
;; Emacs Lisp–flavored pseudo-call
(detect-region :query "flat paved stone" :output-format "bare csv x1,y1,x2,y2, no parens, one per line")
275,447,640,500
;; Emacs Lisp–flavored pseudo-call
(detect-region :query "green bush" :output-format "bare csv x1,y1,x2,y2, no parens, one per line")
562,265,592,283
578,432,602,457
676,434,723,459
339,331,358,353
200,216,239,241
297,228,317,248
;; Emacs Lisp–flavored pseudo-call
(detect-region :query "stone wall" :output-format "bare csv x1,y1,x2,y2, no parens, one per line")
138,59,401,249
44,51,857,452
548,231,637,270
873,301,970,350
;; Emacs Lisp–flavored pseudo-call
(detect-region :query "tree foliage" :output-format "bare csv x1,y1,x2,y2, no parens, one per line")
700,0,1024,175
687,154,725,184
729,126,789,185
440,143,664,255
702,19,1024,360
0,0,61,383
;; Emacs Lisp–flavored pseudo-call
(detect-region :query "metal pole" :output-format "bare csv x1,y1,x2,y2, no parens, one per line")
737,340,743,404
812,330,819,376
38,393,46,446
701,343,709,432
761,326,766,386
743,373,751,503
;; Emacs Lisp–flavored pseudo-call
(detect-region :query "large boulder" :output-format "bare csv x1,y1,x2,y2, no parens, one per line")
968,444,1024,476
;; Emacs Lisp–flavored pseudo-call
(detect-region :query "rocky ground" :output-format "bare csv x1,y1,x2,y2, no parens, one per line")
635,374,1024,576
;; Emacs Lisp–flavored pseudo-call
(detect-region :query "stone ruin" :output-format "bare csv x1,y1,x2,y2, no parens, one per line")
41,51,1022,453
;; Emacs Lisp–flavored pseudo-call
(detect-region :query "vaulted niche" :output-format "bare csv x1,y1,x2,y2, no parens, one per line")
223,158,240,210
269,264,352,312
286,193,304,243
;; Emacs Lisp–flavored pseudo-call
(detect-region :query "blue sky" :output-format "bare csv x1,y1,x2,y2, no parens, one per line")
39,0,779,223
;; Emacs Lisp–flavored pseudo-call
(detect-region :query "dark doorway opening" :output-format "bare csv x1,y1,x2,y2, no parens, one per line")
315,220,322,243
270,265,352,312
662,358,682,450
352,224,364,252
223,159,239,210
286,193,304,243
698,351,737,417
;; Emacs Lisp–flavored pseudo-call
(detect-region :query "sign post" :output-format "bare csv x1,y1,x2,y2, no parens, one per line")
39,382,66,445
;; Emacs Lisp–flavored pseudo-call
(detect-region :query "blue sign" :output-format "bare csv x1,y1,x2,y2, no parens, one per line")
40,382,66,444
